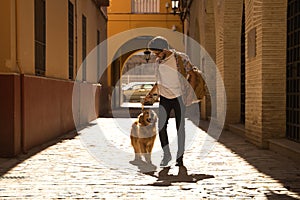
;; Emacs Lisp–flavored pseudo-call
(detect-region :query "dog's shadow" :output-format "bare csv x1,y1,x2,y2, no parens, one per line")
129,161,214,187
129,159,158,173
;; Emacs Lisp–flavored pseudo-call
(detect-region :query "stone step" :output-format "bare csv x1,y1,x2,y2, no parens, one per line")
268,138,300,164
227,123,245,137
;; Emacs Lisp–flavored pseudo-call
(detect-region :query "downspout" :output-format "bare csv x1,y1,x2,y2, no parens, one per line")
13,0,25,154
182,0,193,21
15,7,22,74
181,0,193,52
181,0,194,34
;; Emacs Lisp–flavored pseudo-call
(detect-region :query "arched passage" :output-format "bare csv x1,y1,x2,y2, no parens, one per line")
105,28,186,112
109,36,155,109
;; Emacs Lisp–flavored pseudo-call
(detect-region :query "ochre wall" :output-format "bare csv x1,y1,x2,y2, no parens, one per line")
0,0,108,157
6,0,108,81
17,0,35,75
46,0,69,79
107,0,182,37
0,0,18,73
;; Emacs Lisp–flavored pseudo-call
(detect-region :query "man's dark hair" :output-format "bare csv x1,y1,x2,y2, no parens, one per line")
147,36,169,51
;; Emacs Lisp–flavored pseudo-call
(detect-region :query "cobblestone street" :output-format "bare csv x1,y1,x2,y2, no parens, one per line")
0,118,300,199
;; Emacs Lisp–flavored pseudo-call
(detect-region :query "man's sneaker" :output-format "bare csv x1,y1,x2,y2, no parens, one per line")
160,155,172,167
175,158,183,166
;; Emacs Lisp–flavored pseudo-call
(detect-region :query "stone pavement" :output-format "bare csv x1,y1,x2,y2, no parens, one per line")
0,118,300,199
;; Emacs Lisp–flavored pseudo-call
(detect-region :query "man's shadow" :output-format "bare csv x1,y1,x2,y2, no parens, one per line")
148,165,214,186
130,161,214,187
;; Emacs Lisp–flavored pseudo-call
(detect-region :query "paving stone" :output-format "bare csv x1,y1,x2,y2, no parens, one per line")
0,118,300,199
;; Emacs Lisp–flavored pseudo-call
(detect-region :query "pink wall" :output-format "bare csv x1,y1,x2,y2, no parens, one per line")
0,74,21,157
21,75,76,151
0,74,102,157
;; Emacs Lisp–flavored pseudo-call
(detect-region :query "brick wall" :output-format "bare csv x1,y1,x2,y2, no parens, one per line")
187,0,287,148
245,0,264,146
261,0,287,143
214,0,244,124
245,0,287,147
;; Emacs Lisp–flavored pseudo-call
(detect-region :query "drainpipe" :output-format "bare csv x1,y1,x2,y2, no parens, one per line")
12,0,25,154
11,0,23,74
181,0,194,53
14,0,25,153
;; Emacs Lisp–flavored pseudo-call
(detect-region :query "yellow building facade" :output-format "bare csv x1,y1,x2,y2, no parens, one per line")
108,0,182,37
0,0,109,157
105,0,183,110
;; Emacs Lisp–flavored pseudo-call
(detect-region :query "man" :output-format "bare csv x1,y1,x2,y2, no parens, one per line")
145,36,193,167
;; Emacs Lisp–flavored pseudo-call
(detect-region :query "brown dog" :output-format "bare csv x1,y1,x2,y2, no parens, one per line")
130,109,157,165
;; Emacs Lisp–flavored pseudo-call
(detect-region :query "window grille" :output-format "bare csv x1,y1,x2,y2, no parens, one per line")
240,4,245,124
132,0,160,13
34,0,46,76
286,0,300,142
68,1,74,80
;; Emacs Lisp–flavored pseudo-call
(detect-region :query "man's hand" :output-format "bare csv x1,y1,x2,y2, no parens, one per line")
144,93,153,102
144,93,154,105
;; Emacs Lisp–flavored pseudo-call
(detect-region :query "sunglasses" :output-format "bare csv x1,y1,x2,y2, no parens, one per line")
150,49,163,55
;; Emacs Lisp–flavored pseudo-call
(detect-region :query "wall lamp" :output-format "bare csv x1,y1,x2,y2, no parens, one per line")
144,49,151,63
171,0,181,16
170,0,186,32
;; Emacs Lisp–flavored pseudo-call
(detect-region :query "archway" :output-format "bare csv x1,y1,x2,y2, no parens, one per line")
109,36,154,109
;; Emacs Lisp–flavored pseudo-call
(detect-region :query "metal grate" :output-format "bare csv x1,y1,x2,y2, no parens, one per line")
240,4,245,124
286,0,300,142
68,1,74,80
34,0,46,76
131,0,160,13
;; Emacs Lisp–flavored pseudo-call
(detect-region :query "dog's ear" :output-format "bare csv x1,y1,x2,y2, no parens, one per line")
152,110,157,123
138,113,144,124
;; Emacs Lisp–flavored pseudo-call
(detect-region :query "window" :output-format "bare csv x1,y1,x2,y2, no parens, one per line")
286,0,300,142
82,15,87,81
35,0,46,76
68,1,74,80
132,0,160,13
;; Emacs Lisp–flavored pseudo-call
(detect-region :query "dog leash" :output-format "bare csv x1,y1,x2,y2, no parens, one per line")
140,96,145,111
141,101,145,111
